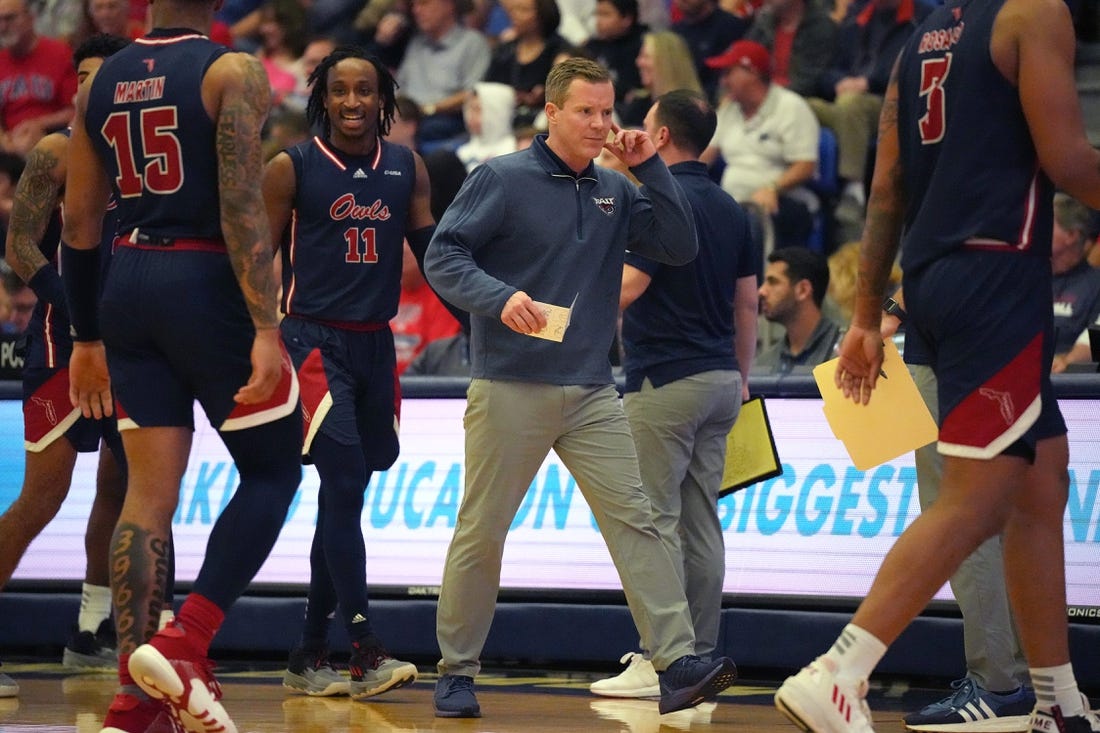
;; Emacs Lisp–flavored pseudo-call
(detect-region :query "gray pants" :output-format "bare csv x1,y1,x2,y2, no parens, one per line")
436,380,696,677
623,370,742,660
912,364,1029,691
808,93,883,183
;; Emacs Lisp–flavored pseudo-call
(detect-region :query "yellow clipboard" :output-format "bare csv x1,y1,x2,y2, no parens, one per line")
812,339,937,470
720,396,783,496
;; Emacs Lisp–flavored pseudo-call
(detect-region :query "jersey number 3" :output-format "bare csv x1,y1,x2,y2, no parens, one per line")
918,54,952,145
102,107,184,197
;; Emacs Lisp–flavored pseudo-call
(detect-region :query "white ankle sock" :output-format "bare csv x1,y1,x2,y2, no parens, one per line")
1031,664,1085,716
159,608,175,631
823,624,886,685
78,583,111,633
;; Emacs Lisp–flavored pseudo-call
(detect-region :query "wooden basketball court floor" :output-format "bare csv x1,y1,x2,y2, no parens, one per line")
0,659,965,733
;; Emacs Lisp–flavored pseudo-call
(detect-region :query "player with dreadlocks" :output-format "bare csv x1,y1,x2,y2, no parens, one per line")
262,46,433,699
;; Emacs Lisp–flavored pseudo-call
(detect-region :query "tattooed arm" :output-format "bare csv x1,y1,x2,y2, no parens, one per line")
62,73,114,418
205,52,278,329
834,60,906,404
4,131,67,284
202,52,284,404
852,61,906,333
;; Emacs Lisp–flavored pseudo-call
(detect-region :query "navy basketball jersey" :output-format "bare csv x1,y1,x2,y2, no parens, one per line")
896,0,1053,274
84,29,228,241
280,137,415,323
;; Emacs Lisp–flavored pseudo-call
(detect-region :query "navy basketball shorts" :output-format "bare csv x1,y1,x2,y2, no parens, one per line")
21,325,118,453
281,316,400,470
99,245,298,432
905,248,1066,460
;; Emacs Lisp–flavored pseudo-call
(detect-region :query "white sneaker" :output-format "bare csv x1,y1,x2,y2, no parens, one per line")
590,699,660,733
775,656,875,733
590,652,660,698
590,698,717,733
1026,694,1100,733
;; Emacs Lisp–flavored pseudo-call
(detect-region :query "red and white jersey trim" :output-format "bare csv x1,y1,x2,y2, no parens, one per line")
297,348,332,455
24,369,82,452
938,333,1043,460
939,396,1040,460
220,345,300,432
134,33,208,46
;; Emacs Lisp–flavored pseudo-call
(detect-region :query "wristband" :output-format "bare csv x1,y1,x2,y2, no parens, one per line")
408,224,469,332
28,265,66,311
406,224,436,265
60,244,102,341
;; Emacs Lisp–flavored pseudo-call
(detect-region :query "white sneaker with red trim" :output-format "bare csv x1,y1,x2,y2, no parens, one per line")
775,656,875,733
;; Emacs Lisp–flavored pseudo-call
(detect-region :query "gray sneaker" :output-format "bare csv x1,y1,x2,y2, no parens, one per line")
0,663,17,698
349,642,418,699
62,627,117,670
283,647,351,697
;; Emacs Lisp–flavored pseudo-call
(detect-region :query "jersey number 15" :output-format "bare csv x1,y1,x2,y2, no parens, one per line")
102,107,184,197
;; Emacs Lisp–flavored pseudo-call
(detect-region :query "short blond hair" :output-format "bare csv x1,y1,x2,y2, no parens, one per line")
544,57,611,107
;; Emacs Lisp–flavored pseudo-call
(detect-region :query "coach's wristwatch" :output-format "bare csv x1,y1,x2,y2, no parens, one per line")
882,297,907,322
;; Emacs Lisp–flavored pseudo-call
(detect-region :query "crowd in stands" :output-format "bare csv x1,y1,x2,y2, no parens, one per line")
0,0,1099,364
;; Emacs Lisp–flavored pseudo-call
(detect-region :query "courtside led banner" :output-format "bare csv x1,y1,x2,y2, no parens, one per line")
3,398,1098,607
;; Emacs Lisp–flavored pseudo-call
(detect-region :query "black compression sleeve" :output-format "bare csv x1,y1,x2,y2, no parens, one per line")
60,244,102,341
406,224,435,267
407,225,469,333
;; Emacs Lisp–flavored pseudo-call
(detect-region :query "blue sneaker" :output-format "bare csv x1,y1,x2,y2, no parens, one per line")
657,655,737,714
434,674,481,718
905,678,1035,729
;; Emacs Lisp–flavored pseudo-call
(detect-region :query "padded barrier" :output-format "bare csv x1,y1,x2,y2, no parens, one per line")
0,592,1097,686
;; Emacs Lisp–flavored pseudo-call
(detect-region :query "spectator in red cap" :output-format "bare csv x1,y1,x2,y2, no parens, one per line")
701,38,819,254
705,35,768,75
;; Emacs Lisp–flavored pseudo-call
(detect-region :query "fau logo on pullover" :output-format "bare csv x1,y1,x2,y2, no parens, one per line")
281,136,415,323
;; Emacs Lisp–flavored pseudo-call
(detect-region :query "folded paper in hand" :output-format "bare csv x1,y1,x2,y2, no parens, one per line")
812,339,937,470
526,295,576,343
